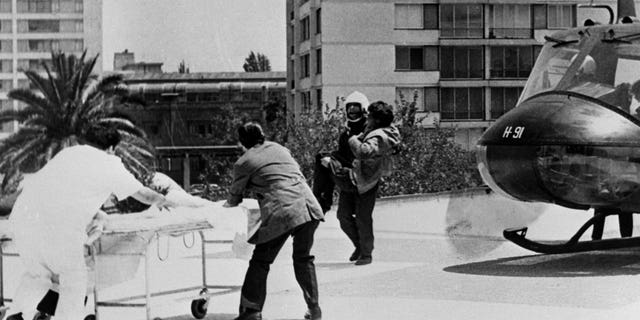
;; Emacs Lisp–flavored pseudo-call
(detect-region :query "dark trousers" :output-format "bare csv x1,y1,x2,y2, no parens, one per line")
312,153,335,213
240,220,320,311
336,185,378,257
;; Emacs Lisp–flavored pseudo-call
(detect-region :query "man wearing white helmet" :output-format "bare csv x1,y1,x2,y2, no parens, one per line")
319,91,374,263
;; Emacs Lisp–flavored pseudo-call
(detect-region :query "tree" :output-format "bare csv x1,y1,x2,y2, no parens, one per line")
178,59,190,74
0,50,156,195
243,51,271,72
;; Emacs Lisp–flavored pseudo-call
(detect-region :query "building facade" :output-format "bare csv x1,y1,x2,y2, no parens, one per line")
121,71,287,187
0,0,102,138
114,49,163,73
286,0,624,149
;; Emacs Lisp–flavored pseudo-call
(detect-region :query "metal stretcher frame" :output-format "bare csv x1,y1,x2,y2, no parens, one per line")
0,238,18,319
0,222,240,320
90,220,240,320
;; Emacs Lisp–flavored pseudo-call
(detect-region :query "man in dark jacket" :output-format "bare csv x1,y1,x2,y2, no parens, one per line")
224,122,325,320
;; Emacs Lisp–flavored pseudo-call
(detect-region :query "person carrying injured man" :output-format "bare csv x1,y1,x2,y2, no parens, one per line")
7,123,173,320
312,91,369,212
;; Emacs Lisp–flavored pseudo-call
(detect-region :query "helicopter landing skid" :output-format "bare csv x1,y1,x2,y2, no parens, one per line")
503,212,640,254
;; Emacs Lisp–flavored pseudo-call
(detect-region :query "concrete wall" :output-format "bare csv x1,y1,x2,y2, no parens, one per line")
321,1,440,109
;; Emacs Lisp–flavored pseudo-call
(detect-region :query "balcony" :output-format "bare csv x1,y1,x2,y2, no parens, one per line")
440,28,483,39
488,28,533,39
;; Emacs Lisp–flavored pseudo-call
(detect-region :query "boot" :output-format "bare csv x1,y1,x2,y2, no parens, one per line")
349,248,361,262
304,305,322,320
234,308,262,320
355,255,372,266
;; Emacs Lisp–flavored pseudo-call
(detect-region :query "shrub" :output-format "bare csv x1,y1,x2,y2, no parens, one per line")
199,93,483,200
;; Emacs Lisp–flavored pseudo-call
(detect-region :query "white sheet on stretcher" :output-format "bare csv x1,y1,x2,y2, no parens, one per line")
0,199,259,290
89,199,259,289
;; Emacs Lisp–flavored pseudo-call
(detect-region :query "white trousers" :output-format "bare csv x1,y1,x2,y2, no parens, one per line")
11,230,87,320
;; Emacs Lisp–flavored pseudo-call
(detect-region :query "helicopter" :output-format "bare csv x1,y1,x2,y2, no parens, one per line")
476,0,640,254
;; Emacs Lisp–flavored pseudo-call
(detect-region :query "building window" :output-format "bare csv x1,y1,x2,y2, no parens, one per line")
290,25,295,54
0,100,12,132
490,46,540,78
395,4,438,29
533,4,547,29
74,0,82,13
301,91,311,112
315,8,321,34
0,20,11,33
301,53,310,78
395,4,423,29
395,46,438,71
17,0,52,13
440,46,483,79
60,20,83,33
0,40,11,53
316,89,322,111
489,4,531,38
188,121,215,137
397,87,424,111
316,49,321,74
441,87,484,120
441,4,483,38
0,0,11,13
18,59,51,72
0,80,12,91
17,79,29,89
548,4,575,28
424,4,438,29
300,16,310,41
396,87,439,112
18,20,60,33
0,60,12,73
491,87,522,119
18,39,82,52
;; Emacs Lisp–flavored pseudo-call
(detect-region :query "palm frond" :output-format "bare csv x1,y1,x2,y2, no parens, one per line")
0,106,43,124
39,66,64,112
100,117,147,138
7,89,58,120
1,51,157,194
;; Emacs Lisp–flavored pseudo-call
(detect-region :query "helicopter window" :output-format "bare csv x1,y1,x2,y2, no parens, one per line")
536,146,640,204
611,57,640,116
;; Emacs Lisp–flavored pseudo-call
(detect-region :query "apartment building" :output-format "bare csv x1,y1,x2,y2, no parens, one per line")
0,0,102,138
286,0,624,149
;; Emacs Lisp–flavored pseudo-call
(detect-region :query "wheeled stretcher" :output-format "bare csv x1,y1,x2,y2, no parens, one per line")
0,201,257,320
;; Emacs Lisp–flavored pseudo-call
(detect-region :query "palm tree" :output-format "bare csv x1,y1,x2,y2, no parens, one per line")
0,50,156,196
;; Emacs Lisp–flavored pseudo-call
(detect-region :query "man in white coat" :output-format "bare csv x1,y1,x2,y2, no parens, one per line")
7,124,171,320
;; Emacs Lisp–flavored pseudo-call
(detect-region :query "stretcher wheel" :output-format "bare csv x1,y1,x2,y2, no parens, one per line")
84,315,95,320
190,298,208,319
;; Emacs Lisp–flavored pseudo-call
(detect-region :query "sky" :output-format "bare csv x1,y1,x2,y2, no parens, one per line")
102,0,286,73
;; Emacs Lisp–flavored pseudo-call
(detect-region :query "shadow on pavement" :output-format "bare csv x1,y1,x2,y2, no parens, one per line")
444,248,640,277
445,189,546,259
161,313,236,320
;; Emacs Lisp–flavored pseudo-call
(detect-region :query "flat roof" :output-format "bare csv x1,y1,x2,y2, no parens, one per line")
119,71,286,83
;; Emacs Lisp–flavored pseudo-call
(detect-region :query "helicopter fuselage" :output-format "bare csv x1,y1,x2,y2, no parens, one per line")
478,23,640,212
